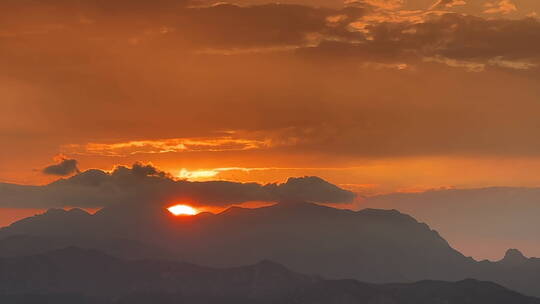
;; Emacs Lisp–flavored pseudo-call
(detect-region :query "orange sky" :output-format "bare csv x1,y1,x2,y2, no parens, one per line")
2,0,540,259
0,209,43,227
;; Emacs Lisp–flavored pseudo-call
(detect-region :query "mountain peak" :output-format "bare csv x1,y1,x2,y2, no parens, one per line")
500,248,528,266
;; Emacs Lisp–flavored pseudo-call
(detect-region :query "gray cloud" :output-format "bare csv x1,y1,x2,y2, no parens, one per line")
42,158,80,176
1,163,355,209
2,0,539,69
298,13,540,68
272,176,356,203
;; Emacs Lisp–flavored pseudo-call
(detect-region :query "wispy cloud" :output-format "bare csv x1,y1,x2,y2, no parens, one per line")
430,0,467,10
62,136,273,156
178,167,263,180
483,0,517,14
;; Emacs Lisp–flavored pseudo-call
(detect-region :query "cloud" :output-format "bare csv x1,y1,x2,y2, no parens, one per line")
483,0,517,15
430,0,467,10
0,1,364,50
0,163,355,209
359,0,404,10
299,12,540,68
61,136,273,156
3,0,540,183
42,158,80,176
120,162,171,179
1,0,538,69
272,176,356,203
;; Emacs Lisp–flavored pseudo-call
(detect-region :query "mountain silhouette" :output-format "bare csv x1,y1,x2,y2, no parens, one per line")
0,247,315,300
500,249,529,266
0,234,172,260
0,247,538,304
361,187,540,259
1,201,539,297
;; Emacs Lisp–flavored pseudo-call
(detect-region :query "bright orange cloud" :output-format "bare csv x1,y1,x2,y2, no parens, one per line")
484,0,518,14
61,136,273,156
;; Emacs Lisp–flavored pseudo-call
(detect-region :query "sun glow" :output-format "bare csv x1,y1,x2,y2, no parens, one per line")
167,204,199,216
178,168,219,179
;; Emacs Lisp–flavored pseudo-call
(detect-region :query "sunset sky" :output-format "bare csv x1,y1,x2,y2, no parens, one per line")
1,0,540,258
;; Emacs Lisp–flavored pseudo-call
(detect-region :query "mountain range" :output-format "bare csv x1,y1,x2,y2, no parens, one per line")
0,247,538,304
361,187,540,259
1,201,539,297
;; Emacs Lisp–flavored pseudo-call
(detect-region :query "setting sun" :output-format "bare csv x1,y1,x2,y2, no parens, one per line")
168,204,199,216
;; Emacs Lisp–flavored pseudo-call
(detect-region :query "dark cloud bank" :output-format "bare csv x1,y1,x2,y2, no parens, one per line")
42,158,80,176
2,0,539,66
0,163,355,209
